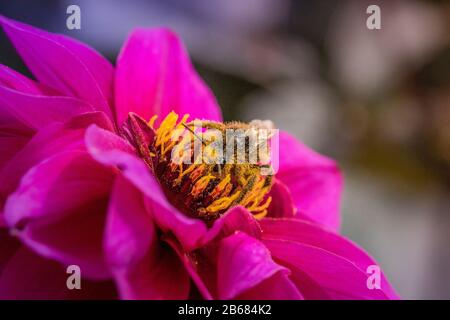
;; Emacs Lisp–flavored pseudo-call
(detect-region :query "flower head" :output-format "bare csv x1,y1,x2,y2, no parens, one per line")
124,111,274,222
0,15,398,300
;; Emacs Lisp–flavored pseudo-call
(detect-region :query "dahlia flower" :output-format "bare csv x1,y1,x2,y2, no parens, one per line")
0,16,398,300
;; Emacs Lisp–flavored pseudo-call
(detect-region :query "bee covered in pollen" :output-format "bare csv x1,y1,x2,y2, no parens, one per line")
122,111,278,224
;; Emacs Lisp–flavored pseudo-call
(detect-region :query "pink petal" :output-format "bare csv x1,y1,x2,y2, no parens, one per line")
105,176,152,269
236,272,303,300
115,28,222,125
0,112,113,210
0,65,46,169
113,245,189,300
277,131,343,230
0,245,116,299
264,238,396,299
105,175,189,299
85,125,209,251
0,228,20,275
0,64,56,130
0,64,42,95
0,82,97,130
4,151,115,279
165,236,214,300
266,179,296,218
61,110,115,132
0,16,114,118
86,126,262,252
0,131,30,171
164,207,262,300
217,232,290,300
85,124,135,156
260,218,399,299
211,206,262,240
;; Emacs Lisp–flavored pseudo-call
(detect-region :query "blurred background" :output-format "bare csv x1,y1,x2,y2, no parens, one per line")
1,0,449,299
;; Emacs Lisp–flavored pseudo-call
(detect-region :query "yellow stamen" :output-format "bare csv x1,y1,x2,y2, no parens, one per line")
148,115,158,128
206,190,241,213
148,111,274,222
210,174,231,198
191,174,215,197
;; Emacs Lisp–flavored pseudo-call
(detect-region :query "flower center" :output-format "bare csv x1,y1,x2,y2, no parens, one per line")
123,112,274,223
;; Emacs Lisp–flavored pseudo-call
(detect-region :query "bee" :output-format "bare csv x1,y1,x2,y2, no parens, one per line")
182,118,275,208
123,111,275,221
183,119,275,172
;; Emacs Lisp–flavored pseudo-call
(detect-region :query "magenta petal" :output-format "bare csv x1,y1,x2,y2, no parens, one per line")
86,126,260,251
266,179,296,218
277,131,343,230
164,207,262,300
105,176,152,269
264,238,396,300
237,272,303,300
217,232,290,300
115,28,222,125
4,151,115,279
0,246,68,299
85,124,134,156
0,83,96,130
0,130,30,171
260,218,399,299
0,245,116,299
0,16,114,118
165,237,214,300
211,206,262,240
0,64,42,95
0,112,113,210
61,110,115,132
113,243,189,300
0,64,51,131
0,228,20,275
0,65,41,168
105,175,189,299
85,125,210,251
